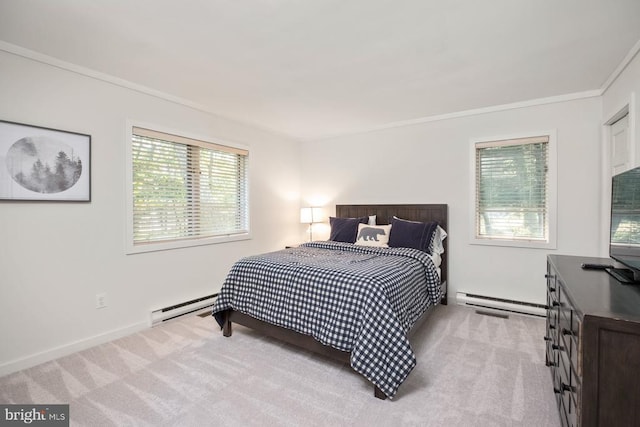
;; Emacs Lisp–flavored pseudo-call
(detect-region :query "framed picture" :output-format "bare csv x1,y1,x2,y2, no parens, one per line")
0,120,91,201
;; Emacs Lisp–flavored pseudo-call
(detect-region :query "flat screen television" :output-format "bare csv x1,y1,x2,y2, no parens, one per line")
609,165,640,283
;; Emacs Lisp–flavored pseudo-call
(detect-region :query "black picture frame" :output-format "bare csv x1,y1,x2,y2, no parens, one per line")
0,120,91,201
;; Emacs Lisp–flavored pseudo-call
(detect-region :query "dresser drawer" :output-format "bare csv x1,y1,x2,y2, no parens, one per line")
571,311,581,376
546,303,558,340
567,366,579,427
558,312,579,373
559,398,570,427
558,355,578,425
552,361,563,406
556,367,573,427
566,391,578,427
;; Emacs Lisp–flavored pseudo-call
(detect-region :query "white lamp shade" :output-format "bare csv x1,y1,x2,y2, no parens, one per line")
300,207,324,224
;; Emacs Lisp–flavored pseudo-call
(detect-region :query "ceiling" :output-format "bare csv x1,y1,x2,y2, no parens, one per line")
1,1,640,141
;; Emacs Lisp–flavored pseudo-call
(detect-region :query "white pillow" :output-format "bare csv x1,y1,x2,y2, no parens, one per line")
355,224,391,247
431,226,447,255
368,215,377,225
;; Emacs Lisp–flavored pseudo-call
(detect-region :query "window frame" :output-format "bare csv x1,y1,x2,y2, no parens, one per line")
469,130,557,249
125,121,251,254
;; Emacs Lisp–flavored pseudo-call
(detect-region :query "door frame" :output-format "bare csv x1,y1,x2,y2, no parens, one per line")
601,92,636,257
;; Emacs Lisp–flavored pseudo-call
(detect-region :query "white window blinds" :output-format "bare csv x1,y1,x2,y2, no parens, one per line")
475,135,549,241
131,127,249,245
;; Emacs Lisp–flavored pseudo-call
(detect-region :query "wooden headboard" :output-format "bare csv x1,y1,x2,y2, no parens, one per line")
336,204,448,304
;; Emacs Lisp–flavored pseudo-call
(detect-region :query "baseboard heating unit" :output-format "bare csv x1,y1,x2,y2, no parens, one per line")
456,292,546,317
150,293,218,326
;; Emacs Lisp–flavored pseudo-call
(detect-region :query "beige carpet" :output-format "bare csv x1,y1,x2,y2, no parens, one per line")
0,305,560,426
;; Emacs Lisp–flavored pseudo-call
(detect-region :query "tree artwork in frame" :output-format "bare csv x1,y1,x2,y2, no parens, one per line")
0,120,91,201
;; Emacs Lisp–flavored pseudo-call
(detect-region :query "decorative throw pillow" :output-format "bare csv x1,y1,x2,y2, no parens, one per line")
388,216,438,252
329,216,369,243
355,224,391,247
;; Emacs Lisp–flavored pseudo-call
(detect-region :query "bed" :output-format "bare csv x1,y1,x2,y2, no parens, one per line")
211,204,448,399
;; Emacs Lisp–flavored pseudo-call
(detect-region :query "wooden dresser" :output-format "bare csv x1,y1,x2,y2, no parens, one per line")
546,255,640,426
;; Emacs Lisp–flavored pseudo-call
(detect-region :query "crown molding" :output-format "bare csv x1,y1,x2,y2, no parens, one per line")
600,37,640,93
0,41,211,110
304,89,602,142
0,40,294,141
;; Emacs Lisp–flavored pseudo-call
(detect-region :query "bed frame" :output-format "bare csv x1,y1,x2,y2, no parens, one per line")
220,204,448,399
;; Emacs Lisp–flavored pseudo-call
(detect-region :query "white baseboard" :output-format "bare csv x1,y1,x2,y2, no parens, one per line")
0,321,148,378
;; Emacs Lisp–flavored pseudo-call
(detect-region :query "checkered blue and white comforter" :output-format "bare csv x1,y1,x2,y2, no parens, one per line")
211,240,442,399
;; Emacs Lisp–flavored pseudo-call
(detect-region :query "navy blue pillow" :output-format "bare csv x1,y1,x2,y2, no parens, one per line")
388,217,438,252
329,216,369,243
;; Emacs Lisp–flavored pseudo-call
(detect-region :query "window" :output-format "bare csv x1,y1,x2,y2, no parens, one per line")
472,133,556,248
127,125,249,253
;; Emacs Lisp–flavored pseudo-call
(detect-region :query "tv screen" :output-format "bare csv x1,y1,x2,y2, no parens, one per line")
610,166,640,281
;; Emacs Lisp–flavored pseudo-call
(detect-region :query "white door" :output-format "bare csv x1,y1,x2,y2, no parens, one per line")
611,114,630,175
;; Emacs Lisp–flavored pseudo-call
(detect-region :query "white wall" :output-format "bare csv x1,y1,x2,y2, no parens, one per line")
0,51,301,374
300,97,603,306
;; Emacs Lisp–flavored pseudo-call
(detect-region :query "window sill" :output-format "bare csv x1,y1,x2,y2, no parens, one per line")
126,233,251,254
470,237,556,250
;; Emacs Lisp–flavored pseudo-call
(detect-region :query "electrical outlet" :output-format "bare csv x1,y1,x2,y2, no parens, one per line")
96,293,107,309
